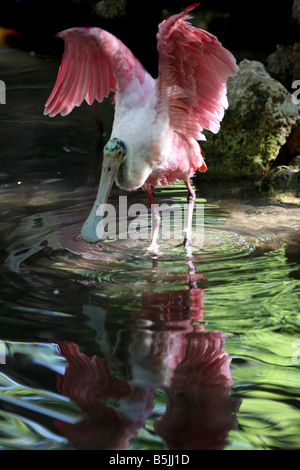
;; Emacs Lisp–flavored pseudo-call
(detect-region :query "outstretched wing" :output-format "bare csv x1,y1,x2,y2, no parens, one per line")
156,3,238,141
44,27,146,117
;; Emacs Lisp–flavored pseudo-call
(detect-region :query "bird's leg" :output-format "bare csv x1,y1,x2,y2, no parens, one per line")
184,180,196,247
143,185,160,252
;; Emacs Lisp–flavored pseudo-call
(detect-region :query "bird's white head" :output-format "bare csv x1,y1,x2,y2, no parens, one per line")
81,138,127,243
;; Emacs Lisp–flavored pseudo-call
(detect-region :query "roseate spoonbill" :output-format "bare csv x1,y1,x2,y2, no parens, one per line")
44,3,238,250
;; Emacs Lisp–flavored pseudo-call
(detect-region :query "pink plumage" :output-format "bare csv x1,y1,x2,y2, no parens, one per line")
44,4,238,249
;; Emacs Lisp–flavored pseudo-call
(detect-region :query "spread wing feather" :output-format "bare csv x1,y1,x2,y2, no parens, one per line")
156,4,239,141
44,27,145,117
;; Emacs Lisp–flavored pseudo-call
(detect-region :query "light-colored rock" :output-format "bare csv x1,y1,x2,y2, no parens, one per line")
199,59,300,180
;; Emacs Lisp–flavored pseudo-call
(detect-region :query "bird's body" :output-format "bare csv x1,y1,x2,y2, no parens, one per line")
111,77,156,191
44,4,238,249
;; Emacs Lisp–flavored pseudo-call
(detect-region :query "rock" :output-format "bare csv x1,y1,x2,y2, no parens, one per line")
287,121,300,156
275,121,300,166
259,153,300,198
259,164,300,205
266,43,300,90
199,59,300,180
264,165,300,190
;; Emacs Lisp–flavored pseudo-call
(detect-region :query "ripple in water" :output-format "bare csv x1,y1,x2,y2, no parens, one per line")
3,191,282,282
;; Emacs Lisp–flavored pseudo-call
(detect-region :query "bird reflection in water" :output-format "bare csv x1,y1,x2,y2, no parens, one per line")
54,260,239,450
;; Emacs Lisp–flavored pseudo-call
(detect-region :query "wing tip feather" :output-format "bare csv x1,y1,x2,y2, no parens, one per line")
44,27,119,118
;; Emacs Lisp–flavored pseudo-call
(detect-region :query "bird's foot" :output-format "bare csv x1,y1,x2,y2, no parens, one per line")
146,241,159,254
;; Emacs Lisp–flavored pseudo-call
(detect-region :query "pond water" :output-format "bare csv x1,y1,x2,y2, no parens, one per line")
0,44,300,451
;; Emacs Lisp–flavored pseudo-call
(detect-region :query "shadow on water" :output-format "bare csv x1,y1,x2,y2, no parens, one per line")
0,44,300,450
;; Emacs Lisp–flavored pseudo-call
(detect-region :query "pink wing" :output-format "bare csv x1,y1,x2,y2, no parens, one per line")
44,27,146,117
156,3,239,141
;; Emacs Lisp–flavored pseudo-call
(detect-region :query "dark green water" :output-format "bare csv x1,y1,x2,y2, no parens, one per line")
0,45,300,450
